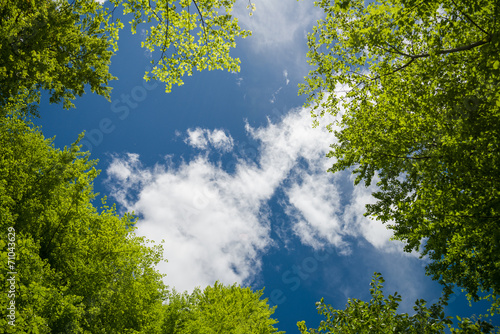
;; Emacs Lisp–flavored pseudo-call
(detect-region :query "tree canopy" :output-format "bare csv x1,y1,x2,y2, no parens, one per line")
301,0,500,312
0,0,251,111
3,0,500,331
0,114,167,332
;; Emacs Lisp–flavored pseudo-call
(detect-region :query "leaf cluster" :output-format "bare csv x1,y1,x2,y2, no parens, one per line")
126,0,252,92
0,0,117,110
0,0,251,113
297,273,497,334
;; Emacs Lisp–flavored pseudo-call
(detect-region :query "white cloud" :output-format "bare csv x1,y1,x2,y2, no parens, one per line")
208,129,234,151
106,103,410,293
185,128,234,152
107,155,272,292
185,128,208,149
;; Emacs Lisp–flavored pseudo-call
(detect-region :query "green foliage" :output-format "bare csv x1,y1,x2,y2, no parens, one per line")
0,0,251,111
132,0,252,92
0,114,167,333
0,0,117,110
162,282,284,334
301,0,500,311
297,273,496,334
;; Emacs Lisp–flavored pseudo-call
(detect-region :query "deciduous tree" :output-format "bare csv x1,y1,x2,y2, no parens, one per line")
301,0,500,312
0,114,166,333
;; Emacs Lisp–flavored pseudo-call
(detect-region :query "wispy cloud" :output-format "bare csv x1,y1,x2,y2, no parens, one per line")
185,128,234,152
285,171,350,253
270,87,282,104
106,104,409,293
343,176,401,252
283,70,290,85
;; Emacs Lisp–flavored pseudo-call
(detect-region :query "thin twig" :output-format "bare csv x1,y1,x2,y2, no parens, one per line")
192,0,208,46
148,0,163,22
160,0,171,60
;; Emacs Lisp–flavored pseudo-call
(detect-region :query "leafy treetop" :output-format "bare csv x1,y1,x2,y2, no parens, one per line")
0,113,167,333
162,281,284,334
301,0,500,313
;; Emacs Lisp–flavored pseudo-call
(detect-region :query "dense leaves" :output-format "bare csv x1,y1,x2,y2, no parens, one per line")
297,273,495,334
0,114,167,333
0,0,116,110
301,0,500,311
0,0,251,112
163,282,284,334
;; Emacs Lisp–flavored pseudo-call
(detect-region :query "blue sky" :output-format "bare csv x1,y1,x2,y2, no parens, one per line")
35,0,498,332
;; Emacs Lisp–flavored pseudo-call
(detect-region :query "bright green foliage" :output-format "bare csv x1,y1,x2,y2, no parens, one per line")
301,0,500,310
161,289,199,333
297,273,496,334
0,114,167,333
162,281,284,334
0,0,117,110
132,0,252,92
0,0,251,111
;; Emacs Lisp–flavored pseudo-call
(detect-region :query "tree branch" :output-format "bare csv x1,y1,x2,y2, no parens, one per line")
159,0,171,61
371,37,492,81
449,0,489,35
409,38,491,59
371,58,415,80
148,0,163,23
377,152,441,161
443,213,500,220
